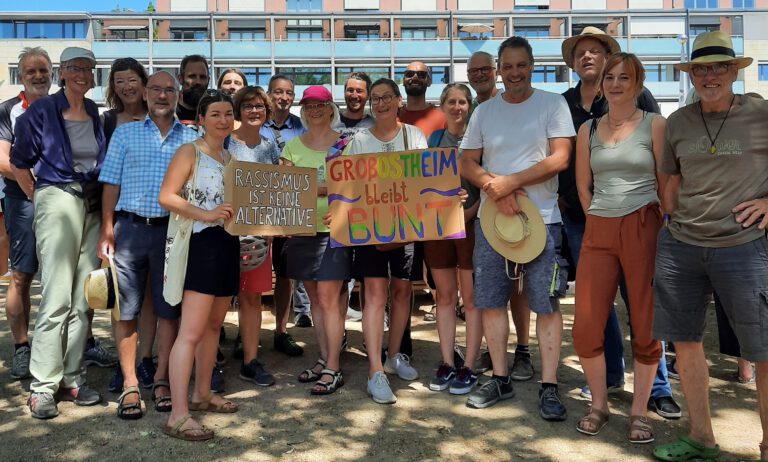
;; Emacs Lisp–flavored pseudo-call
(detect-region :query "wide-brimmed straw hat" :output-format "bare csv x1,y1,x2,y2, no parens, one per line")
479,195,546,264
84,255,120,321
675,30,752,72
561,26,621,69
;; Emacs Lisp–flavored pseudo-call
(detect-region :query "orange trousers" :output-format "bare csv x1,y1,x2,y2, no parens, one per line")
572,204,662,365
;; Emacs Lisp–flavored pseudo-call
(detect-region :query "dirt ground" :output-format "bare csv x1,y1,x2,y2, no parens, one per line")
0,280,761,462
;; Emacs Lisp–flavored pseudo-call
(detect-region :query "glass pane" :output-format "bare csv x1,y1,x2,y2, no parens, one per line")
0,22,13,38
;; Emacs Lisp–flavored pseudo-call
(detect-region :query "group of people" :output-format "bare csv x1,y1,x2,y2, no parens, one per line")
0,27,765,460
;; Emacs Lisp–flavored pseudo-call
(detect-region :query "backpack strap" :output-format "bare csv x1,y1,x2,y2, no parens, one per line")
326,133,352,161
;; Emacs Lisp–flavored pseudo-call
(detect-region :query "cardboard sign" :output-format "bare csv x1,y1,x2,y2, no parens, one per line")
224,160,318,236
327,148,465,247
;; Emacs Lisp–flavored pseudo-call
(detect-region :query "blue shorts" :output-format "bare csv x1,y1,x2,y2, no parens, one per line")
114,215,179,320
653,229,768,362
3,196,38,274
473,221,568,314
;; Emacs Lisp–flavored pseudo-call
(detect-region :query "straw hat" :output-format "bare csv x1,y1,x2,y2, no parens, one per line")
561,26,621,69
675,30,752,72
479,195,546,264
84,255,120,321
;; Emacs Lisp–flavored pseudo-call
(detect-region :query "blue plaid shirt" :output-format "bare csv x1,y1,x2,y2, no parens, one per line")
99,116,197,218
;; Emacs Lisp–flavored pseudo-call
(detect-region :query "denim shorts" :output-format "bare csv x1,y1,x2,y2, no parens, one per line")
114,216,179,320
3,196,38,274
653,228,768,362
474,220,568,314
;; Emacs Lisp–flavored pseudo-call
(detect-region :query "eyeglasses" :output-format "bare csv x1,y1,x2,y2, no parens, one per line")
242,103,266,112
303,102,330,111
468,66,494,77
147,86,177,95
370,94,396,105
690,62,734,77
64,65,94,74
403,70,429,79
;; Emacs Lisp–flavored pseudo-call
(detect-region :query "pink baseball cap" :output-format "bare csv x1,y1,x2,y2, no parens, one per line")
299,85,333,105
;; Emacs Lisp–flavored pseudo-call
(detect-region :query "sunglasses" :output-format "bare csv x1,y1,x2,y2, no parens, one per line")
404,70,429,79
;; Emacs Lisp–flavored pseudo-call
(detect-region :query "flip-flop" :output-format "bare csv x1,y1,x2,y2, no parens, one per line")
116,386,143,420
162,414,213,441
576,407,609,436
653,435,720,461
628,415,654,444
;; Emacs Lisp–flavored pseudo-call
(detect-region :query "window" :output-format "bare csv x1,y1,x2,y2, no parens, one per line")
531,65,568,83
515,26,550,38
643,64,680,82
401,27,437,39
344,25,380,40
109,28,150,40
689,24,719,36
759,64,768,81
170,28,208,41
276,67,331,85
684,0,718,8
732,0,754,7
287,0,323,11
514,5,550,9
286,20,323,40
0,20,86,39
335,67,390,83
230,29,266,40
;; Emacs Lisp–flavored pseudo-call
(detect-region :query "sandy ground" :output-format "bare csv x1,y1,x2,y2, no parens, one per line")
0,280,761,462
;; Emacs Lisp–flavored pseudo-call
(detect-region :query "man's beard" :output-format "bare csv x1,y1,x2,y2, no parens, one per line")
182,85,207,108
404,85,427,97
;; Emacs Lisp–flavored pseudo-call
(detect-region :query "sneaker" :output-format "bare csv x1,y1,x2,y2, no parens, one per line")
58,384,102,406
579,382,625,399
239,359,275,387
510,351,534,381
648,396,682,419
384,352,419,381
216,349,226,366
28,392,58,419
346,306,362,321
136,357,156,390
473,350,492,374
449,367,479,395
108,365,124,393
667,359,680,380
83,340,118,368
429,363,457,391
294,313,312,328
367,371,396,404
423,305,436,322
274,332,304,357
10,345,31,380
538,386,567,421
453,345,465,370
211,366,225,393
466,376,515,409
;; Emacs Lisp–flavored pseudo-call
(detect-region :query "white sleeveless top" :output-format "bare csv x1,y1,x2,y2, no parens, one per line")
183,142,230,233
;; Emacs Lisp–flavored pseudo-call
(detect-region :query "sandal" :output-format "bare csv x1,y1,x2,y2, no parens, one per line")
189,394,239,413
152,380,172,413
117,386,143,420
163,414,213,441
298,358,326,383
653,435,720,461
628,415,654,444
576,407,609,436
310,369,344,395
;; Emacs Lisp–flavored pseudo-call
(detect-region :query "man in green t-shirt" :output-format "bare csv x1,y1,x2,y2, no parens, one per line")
652,30,768,462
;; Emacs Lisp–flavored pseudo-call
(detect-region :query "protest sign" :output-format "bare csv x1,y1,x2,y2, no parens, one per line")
327,148,465,247
224,160,317,236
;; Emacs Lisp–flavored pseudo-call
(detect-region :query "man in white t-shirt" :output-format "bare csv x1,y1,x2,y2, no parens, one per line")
459,36,575,419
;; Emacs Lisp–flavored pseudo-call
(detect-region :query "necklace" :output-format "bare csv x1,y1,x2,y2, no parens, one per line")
607,107,637,128
699,95,736,155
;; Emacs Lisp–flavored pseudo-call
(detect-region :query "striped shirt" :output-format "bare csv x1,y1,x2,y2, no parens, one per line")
99,116,197,218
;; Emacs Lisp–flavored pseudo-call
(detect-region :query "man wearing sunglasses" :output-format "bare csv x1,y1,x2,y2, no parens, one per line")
399,61,446,139
652,30,768,462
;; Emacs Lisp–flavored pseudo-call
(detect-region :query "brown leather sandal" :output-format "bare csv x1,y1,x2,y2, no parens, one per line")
162,414,213,441
189,394,238,413
576,407,609,436
628,415,654,444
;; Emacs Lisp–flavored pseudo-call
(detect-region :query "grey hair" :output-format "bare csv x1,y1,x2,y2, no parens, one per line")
299,102,340,129
18,47,52,70
469,51,495,66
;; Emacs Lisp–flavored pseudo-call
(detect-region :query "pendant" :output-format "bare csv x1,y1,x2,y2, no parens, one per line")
710,145,717,154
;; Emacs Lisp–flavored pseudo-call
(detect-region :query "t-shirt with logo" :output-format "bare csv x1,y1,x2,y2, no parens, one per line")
0,93,29,199
661,95,768,247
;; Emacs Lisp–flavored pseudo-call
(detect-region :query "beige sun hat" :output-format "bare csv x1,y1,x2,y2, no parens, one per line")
675,30,752,72
84,254,120,321
479,195,546,264
561,26,621,69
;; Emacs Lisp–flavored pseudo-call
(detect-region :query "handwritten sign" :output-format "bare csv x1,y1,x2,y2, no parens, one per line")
327,148,465,247
224,160,317,236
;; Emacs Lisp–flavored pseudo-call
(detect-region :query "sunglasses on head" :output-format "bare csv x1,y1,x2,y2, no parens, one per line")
404,70,429,79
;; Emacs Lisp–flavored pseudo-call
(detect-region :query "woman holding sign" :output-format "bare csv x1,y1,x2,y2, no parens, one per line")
345,78,428,404
282,86,352,395
423,84,482,395
159,90,239,441
229,86,280,388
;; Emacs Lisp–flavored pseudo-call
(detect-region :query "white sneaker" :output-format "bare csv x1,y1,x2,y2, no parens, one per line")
346,306,362,321
383,352,419,381
367,371,396,404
